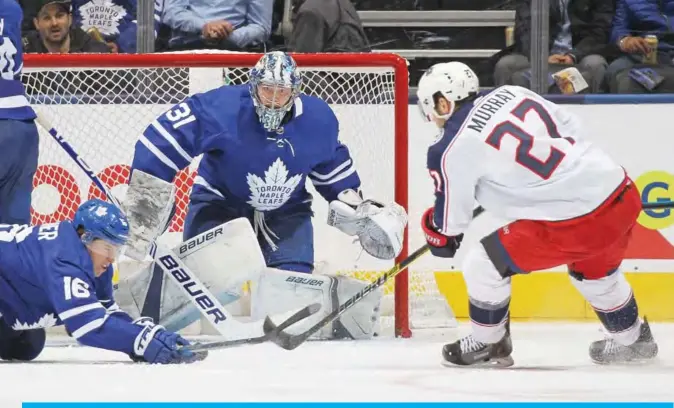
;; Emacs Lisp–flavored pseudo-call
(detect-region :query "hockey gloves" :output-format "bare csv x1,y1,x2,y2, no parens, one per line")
131,317,207,364
421,207,463,258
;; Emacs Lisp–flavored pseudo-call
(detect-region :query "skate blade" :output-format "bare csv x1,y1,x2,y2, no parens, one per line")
591,356,658,366
442,355,515,369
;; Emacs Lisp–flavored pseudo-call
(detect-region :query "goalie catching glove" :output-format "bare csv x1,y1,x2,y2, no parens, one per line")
327,189,407,259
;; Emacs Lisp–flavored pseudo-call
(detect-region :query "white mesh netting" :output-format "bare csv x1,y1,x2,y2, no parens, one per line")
23,53,455,337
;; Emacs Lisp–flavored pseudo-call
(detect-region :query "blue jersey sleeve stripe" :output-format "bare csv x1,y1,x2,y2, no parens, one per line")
0,95,30,109
151,119,194,163
311,166,356,186
71,315,109,339
194,176,225,198
138,135,180,171
59,302,105,320
309,159,352,180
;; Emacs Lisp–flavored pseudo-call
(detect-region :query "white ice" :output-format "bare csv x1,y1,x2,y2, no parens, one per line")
5,322,674,407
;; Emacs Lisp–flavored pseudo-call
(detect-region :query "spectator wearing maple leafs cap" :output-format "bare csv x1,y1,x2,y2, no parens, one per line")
22,0,111,53
68,0,163,53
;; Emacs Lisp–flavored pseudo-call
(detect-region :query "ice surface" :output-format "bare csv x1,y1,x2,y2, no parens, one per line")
6,322,674,407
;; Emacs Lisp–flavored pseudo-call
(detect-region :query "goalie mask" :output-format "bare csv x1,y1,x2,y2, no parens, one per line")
249,51,302,133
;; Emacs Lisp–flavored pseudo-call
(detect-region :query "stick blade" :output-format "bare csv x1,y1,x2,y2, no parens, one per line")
263,303,322,351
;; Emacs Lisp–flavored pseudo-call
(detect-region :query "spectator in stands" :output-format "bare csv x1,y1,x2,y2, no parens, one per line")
23,0,110,53
604,0,674,93
493,0,615,93
162,0,273,51
66,0,163,53
286,0,371,52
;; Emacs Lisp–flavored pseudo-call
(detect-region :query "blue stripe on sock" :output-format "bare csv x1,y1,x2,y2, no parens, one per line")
594,293,639,333
469,299,510,326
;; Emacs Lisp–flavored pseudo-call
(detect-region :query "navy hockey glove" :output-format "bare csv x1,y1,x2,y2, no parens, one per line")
131,317,207,364
421,207,463,258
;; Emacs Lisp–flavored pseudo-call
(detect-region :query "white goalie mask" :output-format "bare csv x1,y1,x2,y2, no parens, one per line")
249,51,302,133
416,61,479,122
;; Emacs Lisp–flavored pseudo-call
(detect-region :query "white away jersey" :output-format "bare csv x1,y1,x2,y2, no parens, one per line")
427,85,625,236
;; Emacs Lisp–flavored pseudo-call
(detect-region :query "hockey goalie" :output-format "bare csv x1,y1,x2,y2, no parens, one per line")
115,51,407,341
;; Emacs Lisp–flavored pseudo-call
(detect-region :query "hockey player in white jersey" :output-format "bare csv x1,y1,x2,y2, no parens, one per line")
416,61,658,366
119,51,407,341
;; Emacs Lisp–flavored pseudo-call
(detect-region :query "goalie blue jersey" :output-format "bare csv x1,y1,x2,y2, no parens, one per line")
0,0,37,121
0,222,144,355
131,85,361,212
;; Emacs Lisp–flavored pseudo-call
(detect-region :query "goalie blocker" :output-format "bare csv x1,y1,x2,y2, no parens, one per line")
115,219,382,340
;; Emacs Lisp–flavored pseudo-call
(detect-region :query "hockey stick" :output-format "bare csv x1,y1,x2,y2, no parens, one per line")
643,201,674,210
185,303,321,352
34,113,320,345
264,206,486,350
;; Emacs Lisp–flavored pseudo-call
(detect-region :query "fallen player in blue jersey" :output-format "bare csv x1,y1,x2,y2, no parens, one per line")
0,198,206,364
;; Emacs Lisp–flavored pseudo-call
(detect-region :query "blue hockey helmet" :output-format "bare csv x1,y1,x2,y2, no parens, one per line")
249,51,302,133
73,198,129,246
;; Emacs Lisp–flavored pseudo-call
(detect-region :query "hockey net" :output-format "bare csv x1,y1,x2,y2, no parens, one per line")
23,52,456,338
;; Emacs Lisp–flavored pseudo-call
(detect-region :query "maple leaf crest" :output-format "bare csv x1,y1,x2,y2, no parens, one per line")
247,158,302,211
79,0,128,36
12,313,58,331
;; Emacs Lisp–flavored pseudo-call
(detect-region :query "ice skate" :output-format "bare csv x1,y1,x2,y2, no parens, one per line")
589,317,658,365
442,331,514,368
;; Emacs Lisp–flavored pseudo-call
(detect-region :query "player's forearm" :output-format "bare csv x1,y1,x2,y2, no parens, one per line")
73,315,143,355
314,172,361,202
433,185,475,237
434,203,473,237
131,142,179,183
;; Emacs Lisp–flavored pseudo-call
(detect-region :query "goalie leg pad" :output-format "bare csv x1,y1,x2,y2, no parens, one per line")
115,218,266,332
123,169,176,261
251,268,381,340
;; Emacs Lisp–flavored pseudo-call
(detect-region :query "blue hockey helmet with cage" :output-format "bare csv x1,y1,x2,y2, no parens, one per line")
73,198,129,246
249,51,302,133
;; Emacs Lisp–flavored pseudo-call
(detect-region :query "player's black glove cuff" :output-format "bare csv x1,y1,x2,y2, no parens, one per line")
421,207,463,258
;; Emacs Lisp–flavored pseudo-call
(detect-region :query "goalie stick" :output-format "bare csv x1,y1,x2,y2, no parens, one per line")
34,113,320,347
264,206,486,350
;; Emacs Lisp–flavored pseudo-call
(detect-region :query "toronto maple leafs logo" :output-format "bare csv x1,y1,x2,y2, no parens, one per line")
247,158,302,211
79,0,127,36
12,313,58,330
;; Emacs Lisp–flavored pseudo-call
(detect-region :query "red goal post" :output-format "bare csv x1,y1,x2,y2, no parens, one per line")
23,52,416,337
